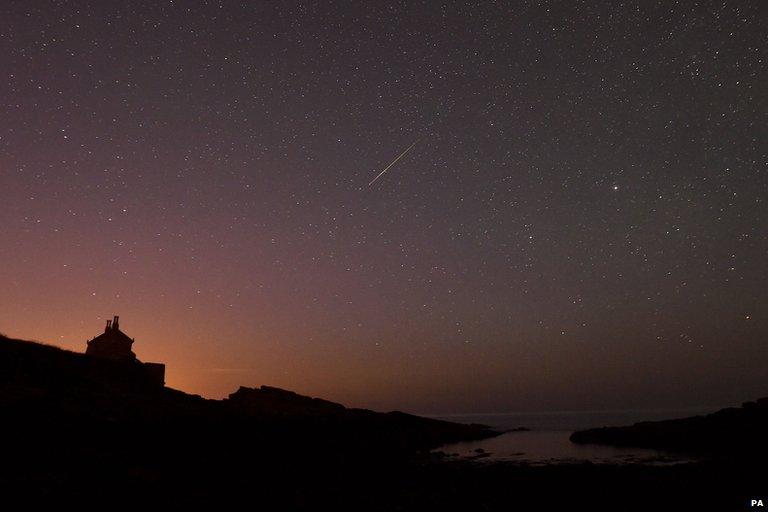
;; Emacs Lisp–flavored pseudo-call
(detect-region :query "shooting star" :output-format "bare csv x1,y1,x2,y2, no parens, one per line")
368,141,418,186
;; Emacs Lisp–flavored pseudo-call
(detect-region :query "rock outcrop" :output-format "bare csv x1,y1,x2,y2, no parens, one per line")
570,398,768,457
0,334,498,451
227,385,347,416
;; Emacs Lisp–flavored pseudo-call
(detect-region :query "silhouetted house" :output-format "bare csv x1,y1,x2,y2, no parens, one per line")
86,316,136,361
86,315,165,386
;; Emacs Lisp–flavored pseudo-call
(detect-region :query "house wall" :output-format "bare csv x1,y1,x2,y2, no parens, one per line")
142,362,165,387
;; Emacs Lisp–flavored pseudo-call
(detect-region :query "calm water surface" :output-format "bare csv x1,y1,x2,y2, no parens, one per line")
431,408,717,465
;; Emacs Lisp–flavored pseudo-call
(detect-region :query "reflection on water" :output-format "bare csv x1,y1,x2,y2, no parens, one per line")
431,408,716,465
437,430,697,465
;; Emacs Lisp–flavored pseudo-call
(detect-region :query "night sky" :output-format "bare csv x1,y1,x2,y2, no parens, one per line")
1,1,765,414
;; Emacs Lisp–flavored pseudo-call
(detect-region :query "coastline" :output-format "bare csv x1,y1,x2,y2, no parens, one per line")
1,333,763,510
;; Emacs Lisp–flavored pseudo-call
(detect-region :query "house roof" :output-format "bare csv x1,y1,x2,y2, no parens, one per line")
89,327,134,346
86,316,136,361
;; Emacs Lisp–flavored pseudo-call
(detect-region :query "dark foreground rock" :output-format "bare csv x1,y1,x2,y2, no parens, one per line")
0,334,498,449
1,333,763,510
0,333,501,507
570,398,768,457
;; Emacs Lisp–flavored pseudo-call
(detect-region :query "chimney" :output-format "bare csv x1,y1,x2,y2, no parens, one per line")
113,315,119,330
105,319,112,332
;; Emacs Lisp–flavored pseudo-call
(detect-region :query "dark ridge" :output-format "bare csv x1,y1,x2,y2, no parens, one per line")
1,333,764,510
570,399,768,457
0,333,498,446
0,333,503,507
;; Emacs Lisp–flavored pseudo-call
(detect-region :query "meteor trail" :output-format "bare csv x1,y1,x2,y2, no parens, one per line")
368,141,417,186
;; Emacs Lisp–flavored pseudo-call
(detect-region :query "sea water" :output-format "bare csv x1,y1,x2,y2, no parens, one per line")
431,407,717,465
